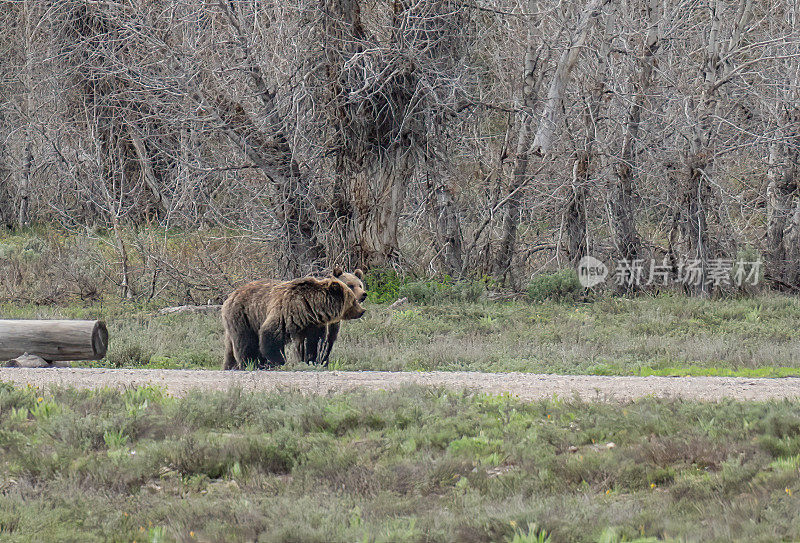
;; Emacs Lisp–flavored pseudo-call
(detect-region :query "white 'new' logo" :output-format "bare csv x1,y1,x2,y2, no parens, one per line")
577,255,608,288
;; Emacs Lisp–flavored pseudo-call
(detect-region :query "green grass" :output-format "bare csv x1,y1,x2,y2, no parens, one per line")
628,366,800,378
2,383,800,541
3,293,800,375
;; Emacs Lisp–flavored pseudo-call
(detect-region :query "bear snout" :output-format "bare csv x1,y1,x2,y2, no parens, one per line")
359,293,367,303
346,305,366,319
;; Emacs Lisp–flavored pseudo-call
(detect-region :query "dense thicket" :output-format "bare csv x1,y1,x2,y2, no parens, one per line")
1,0,798,294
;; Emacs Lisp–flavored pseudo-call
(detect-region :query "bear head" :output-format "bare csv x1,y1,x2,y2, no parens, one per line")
331,267,367,304
329,278,366,320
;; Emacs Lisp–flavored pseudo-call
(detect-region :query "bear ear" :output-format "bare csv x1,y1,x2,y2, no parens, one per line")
332,267,344,277
354,269,364,280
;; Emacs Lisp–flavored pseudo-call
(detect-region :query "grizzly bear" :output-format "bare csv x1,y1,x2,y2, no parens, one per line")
298,268,366,366
221,270,366,370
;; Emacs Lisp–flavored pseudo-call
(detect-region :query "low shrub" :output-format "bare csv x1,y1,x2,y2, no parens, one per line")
526,270,583,302
366,269,485,304
399,278,484,304
365,268,404,303
105,343,153,367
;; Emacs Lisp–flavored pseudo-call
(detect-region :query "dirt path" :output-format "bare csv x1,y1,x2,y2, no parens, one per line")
2,368,800,401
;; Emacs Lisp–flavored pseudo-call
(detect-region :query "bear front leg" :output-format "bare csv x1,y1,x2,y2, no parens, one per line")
300,325,326,365
258,321,287,368
319,322,340,366
297,334,308,364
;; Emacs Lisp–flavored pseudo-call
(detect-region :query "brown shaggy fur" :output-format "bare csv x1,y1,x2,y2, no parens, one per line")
222,273,365,369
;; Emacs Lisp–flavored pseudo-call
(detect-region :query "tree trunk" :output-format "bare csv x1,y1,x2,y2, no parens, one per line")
609,159,641,262
684,161,711,295
786,196,800,288
609,0,660,265
0,103,9,229
322,0,423,269
530,0,609,156
112,216,135,300
564,4,612,267
765,122,800,288
492,0,541,281
0,170,10,229
18,142,32,227
91,117,136,300
493,130,532,280
280,172,327,275
213,1,326,274
669,156,712,296
672,0,752,296
208,93,326,274
426,169,463,275
18,0,34,227
564,151,589,265
347,148,411,267
130,129,170,218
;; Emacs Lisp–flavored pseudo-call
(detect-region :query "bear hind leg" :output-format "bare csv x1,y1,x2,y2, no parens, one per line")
223,306,265,369
223,332,238,370
259,321,287,368
231,326,263,369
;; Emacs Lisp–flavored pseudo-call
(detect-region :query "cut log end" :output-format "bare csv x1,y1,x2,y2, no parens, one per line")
92,321,109,358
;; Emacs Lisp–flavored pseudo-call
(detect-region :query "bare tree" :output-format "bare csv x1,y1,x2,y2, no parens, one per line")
666,0,754,295
493,0,610,283
607,0,660,272
764,6,800,290
1,0,799,300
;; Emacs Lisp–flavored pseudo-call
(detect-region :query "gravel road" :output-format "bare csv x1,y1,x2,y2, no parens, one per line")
2,367,800,401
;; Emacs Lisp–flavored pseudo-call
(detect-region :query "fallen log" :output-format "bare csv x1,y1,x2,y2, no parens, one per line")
388,297,409,310
0,320,108,362
159,304,222,315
